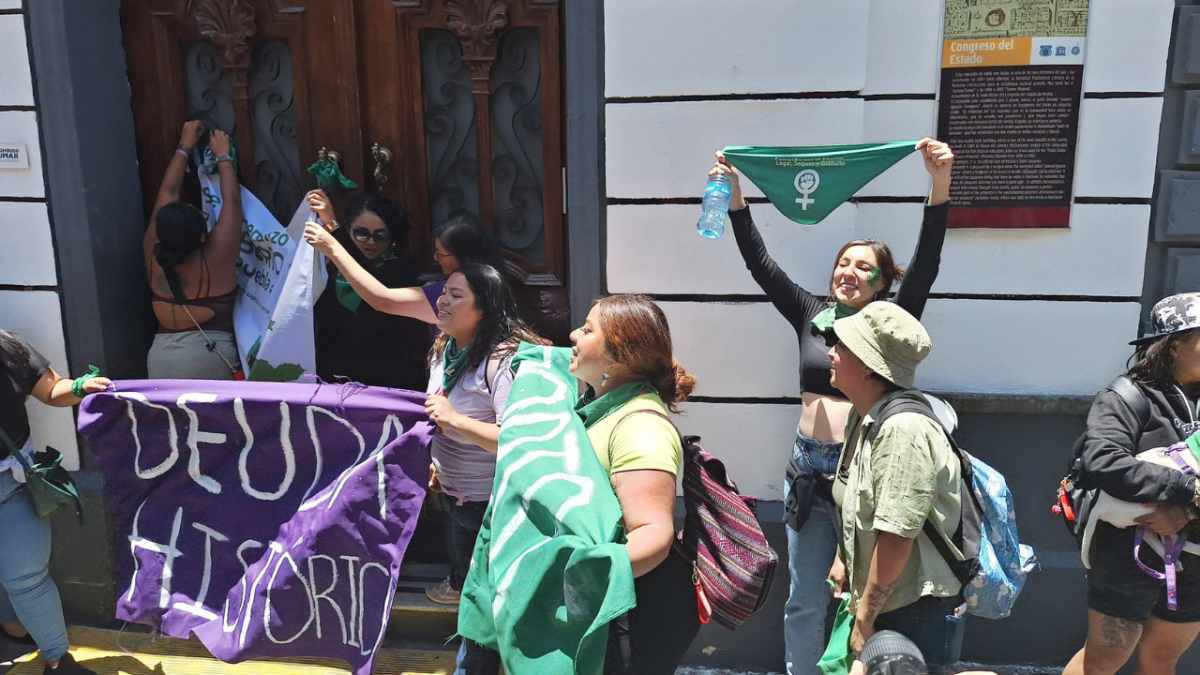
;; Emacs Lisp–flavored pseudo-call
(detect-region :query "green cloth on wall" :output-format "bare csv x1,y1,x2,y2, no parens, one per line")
457,343,636,675
723,140,919,225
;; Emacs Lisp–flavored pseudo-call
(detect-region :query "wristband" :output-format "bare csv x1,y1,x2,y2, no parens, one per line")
174,144,190,159
71,365,102,398
323,219,340,233
214,154,234,164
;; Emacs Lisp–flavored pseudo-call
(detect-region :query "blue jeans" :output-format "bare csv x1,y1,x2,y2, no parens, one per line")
0,470,69,662
784,433,842,675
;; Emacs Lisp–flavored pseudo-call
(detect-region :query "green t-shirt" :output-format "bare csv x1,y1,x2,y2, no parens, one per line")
835,390,963,616
584,393,682,477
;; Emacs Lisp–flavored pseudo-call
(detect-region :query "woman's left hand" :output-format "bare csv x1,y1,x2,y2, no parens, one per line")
916,137,954,182
850,619,874,656
80,377,112,394
425,394,461,430
303,222,340,258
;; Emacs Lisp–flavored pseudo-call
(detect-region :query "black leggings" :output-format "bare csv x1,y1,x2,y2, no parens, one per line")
604,548,703,675
459,549,702,675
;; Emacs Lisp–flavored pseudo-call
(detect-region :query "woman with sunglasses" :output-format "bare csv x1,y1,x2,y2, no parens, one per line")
307,190,430,390
306,195,507,326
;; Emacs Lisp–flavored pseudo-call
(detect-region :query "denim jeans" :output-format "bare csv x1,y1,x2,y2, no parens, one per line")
874,595,966,667
438,493,489,590
784,432,842,675
0,470,69,662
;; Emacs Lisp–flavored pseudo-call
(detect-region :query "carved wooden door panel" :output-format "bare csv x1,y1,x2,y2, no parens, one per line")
122,0,363,223
358,0,568,342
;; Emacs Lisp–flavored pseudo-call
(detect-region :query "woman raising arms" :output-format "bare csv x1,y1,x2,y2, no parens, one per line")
709,137,954,675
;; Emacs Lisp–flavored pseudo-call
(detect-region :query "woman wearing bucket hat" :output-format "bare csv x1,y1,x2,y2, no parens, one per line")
826,302,967,666
708,140,954,675
1064,293,1200,675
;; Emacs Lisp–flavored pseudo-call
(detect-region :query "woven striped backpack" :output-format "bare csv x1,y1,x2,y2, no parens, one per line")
612,410,778,629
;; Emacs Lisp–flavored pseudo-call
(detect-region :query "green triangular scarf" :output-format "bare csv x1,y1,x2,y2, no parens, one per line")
440,338,472,393
575,381,655,429
811,302,857,333
722,140,919,225
334,251,392,314
306,156,358,191
458,344,636,675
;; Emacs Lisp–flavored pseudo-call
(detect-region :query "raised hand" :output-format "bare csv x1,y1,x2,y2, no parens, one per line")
179,120,205,149
710,151,746,211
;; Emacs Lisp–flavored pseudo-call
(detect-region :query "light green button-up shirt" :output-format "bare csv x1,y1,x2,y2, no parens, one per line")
834,390,964,615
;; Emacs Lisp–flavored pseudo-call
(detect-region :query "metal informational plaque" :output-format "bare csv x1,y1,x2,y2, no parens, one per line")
938,1,1090,228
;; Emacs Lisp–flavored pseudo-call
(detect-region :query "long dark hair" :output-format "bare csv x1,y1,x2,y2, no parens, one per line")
0,330,41,394
431,263,546,374
1127,331,1196,387
345,194,410,248
154,202,208,303
433,208,507,274
593,294,697,412
828,238,905,302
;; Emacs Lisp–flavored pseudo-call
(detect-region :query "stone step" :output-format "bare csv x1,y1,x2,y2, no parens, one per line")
385,563,459,650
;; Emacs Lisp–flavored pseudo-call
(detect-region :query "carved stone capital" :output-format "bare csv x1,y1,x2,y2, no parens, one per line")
445,0,509,59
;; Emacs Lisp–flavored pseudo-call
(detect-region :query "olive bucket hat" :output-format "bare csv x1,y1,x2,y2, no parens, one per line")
1131,292,1200,346
833,301,931,389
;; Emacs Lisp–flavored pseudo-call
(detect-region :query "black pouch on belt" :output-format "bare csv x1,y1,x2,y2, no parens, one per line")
784,455,816,532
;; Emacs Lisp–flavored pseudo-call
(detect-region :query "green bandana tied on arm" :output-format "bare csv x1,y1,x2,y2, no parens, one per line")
722,140,919,224
334,250,393,314
440,337,472,393
810,302,857,334
458,344,636,675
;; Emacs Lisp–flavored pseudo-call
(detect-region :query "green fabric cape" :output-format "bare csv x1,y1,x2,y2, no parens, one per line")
457,344,636,675
723,140,919,224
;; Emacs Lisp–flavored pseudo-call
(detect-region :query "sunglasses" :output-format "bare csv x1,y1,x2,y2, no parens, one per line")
351,227,391,245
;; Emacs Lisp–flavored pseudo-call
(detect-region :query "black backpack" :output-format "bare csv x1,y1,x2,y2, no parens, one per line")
1054,376,1150,543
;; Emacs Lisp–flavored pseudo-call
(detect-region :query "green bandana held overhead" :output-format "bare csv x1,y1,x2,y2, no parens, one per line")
334,250,392,314
811,302,857,334
458,343,636,675
722,141,919,225
440,337,472,393
306,156,359,192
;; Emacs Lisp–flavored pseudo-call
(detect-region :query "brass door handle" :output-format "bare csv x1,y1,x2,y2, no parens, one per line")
317,147,342,165
372,143,394,185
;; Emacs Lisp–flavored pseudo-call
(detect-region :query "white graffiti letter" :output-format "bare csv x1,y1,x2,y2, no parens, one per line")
358,562,393,657
116,392,179,479
307,554,346,643
127,504,185,609
177,393,225,494
238,400,296,501
262,542,316,645
222,540,264,633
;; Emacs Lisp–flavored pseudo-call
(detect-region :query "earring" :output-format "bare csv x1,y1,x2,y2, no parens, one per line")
600,373,610,388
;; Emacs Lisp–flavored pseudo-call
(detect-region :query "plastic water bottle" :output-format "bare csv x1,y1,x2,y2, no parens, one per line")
697,173,731,239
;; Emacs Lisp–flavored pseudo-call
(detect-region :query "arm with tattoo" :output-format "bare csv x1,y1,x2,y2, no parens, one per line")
851,531,916,654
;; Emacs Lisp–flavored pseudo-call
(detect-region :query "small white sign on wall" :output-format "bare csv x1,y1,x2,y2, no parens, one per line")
0,142,29,169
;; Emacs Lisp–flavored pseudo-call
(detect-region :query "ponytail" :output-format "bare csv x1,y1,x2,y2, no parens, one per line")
651,359,697,413
154,202,208,303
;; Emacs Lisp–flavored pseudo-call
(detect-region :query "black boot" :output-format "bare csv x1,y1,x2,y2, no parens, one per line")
42,653,97,675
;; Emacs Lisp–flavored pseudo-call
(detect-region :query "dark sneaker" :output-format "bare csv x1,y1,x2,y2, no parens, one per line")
0,630,36,665
425,577,462,605
43,653,97,675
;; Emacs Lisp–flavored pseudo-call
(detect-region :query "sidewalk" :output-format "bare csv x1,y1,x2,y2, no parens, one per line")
1,627,457,675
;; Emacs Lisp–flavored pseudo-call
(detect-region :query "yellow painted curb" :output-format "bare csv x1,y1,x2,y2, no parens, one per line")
7,627,456,675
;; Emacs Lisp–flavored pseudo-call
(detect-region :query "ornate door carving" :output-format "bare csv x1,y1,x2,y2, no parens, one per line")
123,0,569,340
122,0,363,221
361,0,568,341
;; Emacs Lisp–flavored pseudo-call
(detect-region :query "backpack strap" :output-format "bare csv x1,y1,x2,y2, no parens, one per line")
865,395,979,584
1108,375,1151,439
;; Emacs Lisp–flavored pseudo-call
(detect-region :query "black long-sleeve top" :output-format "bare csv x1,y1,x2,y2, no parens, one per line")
729,202,949,398
1080,380,1198,506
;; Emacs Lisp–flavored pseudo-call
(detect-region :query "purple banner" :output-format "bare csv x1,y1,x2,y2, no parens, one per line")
78,380,433,674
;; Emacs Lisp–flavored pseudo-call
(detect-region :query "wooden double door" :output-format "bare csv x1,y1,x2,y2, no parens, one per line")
122,0,569,342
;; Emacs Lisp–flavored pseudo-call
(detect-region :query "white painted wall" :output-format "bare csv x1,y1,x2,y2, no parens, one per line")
0,4,79,469
605,0,1175,494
